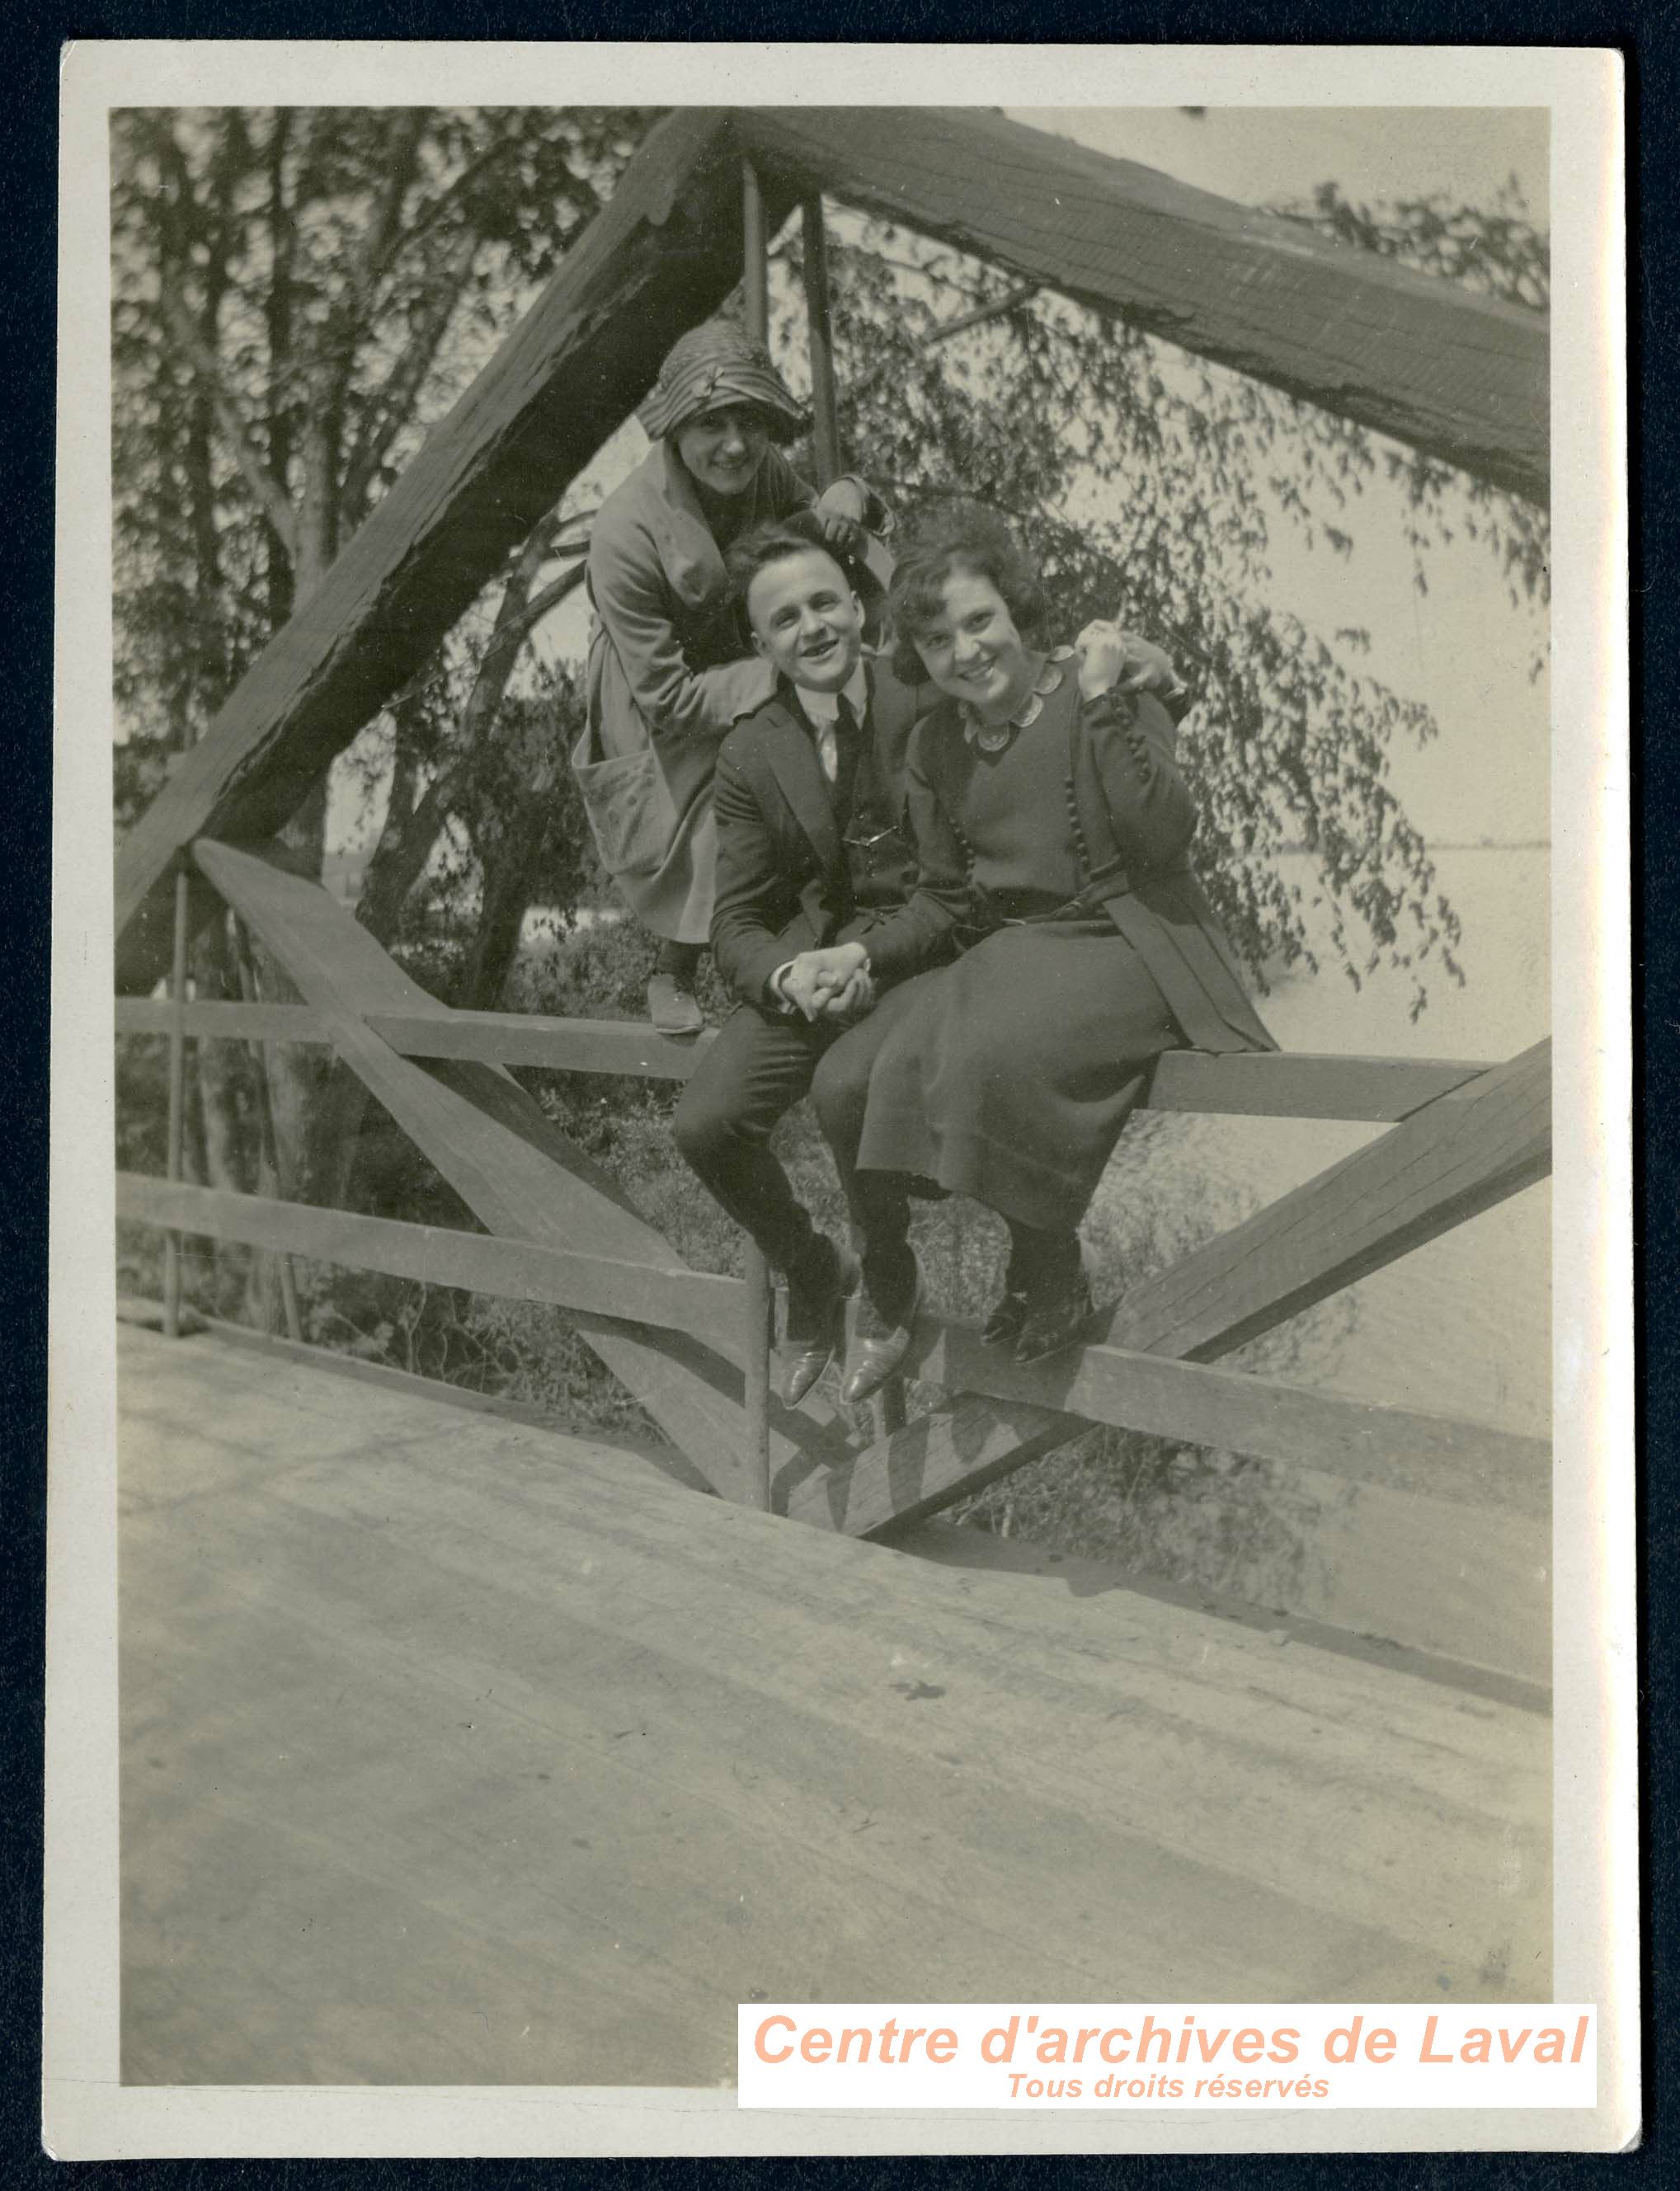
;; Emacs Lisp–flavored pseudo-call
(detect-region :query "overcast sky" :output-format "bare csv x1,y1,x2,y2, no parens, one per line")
1014,106,1547,228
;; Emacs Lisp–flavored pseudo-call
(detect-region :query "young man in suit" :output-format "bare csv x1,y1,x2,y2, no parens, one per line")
672,511,949,1405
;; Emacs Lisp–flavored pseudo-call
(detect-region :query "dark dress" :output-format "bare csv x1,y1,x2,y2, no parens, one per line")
830,662,1274,1234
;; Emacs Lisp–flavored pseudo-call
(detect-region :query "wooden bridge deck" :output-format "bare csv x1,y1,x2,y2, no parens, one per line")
120,1324,1550,2089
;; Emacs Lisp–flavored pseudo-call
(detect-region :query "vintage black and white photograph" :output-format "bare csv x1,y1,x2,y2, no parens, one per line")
47,41,1631,2160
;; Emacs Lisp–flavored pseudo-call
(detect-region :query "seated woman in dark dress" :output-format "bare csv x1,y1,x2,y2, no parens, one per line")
811,505,1276,1397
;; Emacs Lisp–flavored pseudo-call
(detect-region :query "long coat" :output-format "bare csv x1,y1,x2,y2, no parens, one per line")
576,440,820,942
709,660,949,1008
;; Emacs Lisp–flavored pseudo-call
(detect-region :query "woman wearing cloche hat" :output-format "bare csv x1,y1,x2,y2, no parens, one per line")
575,320,889,1032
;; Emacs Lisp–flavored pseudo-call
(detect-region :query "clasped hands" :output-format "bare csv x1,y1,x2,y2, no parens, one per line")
778,939,874,1023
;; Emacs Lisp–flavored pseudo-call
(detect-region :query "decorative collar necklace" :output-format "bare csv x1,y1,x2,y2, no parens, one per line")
961,646,1075,753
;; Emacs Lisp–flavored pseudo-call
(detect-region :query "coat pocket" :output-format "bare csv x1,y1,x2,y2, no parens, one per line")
571,714,680,881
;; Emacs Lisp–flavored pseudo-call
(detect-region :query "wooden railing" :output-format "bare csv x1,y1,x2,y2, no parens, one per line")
117,839,1552,1551
115,995,1500,1120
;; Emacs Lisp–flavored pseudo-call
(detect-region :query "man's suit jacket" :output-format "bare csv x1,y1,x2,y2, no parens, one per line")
710,658,956,1009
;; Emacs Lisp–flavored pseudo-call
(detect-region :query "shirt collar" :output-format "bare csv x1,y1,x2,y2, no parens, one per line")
797,659,868,725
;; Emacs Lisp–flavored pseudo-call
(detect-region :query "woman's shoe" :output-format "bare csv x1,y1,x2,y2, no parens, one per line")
1014,1267,1098,1366
647,973,704,1035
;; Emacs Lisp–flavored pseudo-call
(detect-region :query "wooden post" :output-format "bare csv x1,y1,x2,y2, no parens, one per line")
233,919,304,1345
162,865,190,1338
743,1243,774,1510
801,197,842,487
741,158,769,346
873,1377,906,1442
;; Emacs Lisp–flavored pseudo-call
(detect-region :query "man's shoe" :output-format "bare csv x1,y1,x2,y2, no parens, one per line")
840,1269,921,1405
1014,1267,1099,1366
780,1244,859,1407
647,974,704,1035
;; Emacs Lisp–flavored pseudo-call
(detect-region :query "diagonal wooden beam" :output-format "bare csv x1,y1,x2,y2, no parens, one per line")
736,114,1551,504
115,108,755,990
115,1173,748,1363
1105,1037,1552,1363
193,840,846,1501
737,107,1548,506
793,1041,1551,1538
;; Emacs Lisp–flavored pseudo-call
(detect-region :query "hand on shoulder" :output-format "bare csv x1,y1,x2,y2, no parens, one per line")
1073,619,1185,706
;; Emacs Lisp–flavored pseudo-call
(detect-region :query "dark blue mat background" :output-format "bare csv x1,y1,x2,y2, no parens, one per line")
7,9,1661,2184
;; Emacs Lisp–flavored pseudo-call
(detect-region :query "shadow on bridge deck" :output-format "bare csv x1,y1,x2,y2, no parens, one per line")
118,1323,1549,2089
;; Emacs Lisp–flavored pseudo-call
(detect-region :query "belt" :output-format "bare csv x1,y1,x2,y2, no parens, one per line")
976,858,1132,932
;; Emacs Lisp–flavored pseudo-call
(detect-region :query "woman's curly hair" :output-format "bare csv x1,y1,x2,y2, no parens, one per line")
887,501,1051,686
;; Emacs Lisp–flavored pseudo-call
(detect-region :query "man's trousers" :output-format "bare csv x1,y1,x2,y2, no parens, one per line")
674,997,912,1282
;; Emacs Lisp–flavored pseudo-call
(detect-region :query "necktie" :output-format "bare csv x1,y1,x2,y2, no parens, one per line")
813,694,855,788
813,714,839,787
830,692,863,831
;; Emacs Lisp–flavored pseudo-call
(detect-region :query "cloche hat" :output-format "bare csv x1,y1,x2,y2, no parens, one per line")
637,321,807,444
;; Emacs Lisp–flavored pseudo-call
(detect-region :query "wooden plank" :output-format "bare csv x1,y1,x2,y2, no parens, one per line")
1108,1038,1553,1362
802,1043,1551,1539
739,107,1548,504
784,1304,1547,1543
115,995,1498,1127
193,840,846,1500
116,1173,746,1361
115,109,754,987
116,998,331,1045
1146,1047,1494,1121
351,1010,1499,1123
119,1319,1550,2090
365,1006,717,1080
896,1318,1549,1521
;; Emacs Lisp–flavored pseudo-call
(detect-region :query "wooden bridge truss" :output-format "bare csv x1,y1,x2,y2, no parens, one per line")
115,107,1552,1573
